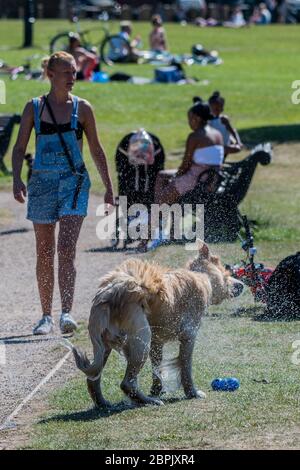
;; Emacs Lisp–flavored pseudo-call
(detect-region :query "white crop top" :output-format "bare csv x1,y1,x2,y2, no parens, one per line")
193,145,224,166
209,117,231,146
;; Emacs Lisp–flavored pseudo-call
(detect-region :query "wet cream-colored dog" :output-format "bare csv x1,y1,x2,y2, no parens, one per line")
72,243,243,407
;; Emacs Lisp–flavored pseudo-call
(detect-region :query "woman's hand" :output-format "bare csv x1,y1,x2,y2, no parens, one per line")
13,178,27,203
104,188,114,207
225,144,242,154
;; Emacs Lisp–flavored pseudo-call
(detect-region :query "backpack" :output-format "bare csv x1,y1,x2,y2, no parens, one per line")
266,252,300,318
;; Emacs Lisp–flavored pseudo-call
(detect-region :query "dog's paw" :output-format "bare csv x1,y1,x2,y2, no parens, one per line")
144,397,164,406
186,389,206,400
147,397,164,406
133,396,164,407
94,399,111,409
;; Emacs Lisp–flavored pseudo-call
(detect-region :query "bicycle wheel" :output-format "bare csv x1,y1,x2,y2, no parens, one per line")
49,32,71,54
100,34,132,65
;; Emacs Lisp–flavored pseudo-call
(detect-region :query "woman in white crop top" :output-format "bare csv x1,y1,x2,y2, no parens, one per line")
153,100,224,207
208,91,242,157
135,100,224,251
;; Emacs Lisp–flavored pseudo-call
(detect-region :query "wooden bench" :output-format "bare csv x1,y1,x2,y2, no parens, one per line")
180,143,273,242
113,134,272,247
0,114,21,175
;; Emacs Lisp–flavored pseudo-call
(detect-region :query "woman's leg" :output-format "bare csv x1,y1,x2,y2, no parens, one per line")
33,223,56,316
135,174,180,251
154,174,180,205
134,173,181,252
57,215,84,313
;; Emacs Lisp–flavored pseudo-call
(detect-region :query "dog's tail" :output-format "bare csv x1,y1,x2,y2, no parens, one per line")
61,337,106,382
70,274,148,381
69,303,110,381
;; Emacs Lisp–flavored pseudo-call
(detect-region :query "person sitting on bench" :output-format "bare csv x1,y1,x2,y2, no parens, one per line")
136,101,224,251
154,100,224,206
207,91,242,157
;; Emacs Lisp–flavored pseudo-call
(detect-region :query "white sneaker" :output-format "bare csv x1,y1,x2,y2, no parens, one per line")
60,313,78,335
33,315,54,336
147,231,169,251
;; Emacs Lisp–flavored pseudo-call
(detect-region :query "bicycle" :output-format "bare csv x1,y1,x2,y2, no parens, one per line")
49,3,132,66
50,23,135,66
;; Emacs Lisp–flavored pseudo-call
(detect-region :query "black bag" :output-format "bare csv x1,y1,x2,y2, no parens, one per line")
266,252,300,318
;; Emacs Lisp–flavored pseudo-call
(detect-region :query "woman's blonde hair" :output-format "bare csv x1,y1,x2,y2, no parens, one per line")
47,51,75,70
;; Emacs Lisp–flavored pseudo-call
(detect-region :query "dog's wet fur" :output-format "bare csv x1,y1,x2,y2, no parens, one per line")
72,242,244,407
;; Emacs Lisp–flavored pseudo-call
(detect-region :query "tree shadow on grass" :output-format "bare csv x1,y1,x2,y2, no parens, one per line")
38,396,183,424
253,312,300,323
0,228,29,236
85,246,137,253
39,401,135,424
239,124,300,146
232,305,300,322
231,305,264,318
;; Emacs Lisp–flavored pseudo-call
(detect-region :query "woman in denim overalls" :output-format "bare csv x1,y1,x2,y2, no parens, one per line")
12,52,114,335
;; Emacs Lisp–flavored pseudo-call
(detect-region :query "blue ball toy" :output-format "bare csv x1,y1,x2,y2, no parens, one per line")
226,377,240,391
211,377,240,392
211,378,224,391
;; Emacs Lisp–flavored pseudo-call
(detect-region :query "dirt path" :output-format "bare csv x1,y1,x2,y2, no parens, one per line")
0,191,128,448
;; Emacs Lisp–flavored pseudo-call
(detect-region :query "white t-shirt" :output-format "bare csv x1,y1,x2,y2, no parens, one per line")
108,32,130,61
209,117,231,146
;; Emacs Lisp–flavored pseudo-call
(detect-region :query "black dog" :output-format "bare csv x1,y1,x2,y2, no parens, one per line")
266,252,300,318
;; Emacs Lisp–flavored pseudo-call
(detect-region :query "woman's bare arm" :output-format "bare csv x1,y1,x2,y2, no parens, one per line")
221,114,243,152
12,101,34,203
177,134,196,176
221,116,243,147
81,100,114,205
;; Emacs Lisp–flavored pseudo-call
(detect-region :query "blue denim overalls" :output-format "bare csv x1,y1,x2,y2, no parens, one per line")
27,95,91,224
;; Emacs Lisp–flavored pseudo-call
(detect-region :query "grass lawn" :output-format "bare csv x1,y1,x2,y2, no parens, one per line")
1,20,300,449
1,20,300,182
1,20,300,242
28,241,300,450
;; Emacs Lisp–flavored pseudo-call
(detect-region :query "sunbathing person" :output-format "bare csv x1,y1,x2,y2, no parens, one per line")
108,21,142,63
223,6,247,28
149,15,168,52
250,3,272,24
207,91,242,156
67,33,98,80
